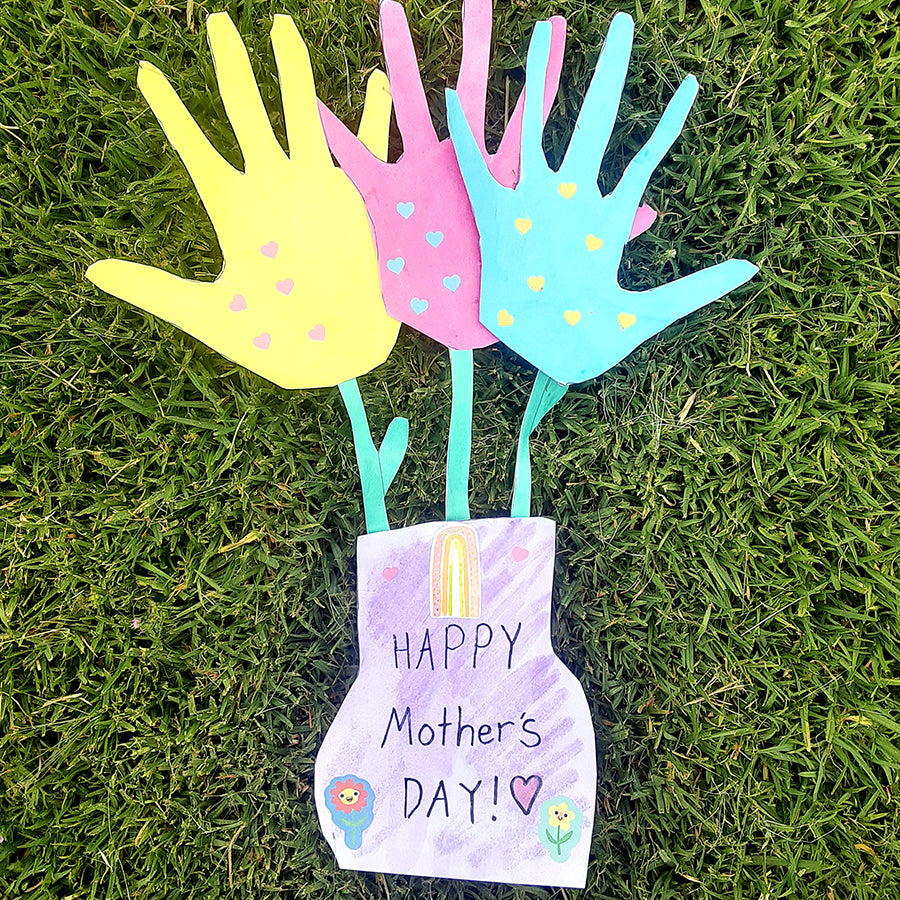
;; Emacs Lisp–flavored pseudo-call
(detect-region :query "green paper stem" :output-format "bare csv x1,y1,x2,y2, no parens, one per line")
338,378,409,533
446,348,474,521
511,370,568,518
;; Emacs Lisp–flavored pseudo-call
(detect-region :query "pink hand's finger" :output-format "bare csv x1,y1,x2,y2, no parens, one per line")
542,16,567,120
380,0,437,152
455,0,493,149
628,204,658,240
493,16,566,187
318,100,385,186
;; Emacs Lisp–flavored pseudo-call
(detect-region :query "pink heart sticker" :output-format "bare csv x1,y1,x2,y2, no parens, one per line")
260,241,278,258
229,294,247,312
308,324,326,342
512,546,529,562
510,775,543,815
253,333,271,350
382,566,398,582
276,279,294,296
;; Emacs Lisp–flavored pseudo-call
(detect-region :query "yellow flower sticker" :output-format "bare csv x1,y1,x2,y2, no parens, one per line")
548,802,574,831
540,795,582,862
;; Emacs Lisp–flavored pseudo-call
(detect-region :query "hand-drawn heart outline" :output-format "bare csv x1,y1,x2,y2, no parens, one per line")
510,774,543,815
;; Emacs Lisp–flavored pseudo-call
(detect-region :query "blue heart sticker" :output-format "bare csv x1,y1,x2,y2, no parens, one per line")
426,231,444,248
442,275,461,292
396,201,415,219
386,257,405,274
410,298,429,315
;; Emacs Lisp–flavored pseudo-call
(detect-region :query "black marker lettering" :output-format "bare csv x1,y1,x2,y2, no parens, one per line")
416,628,434,670
459,780,482,825
456,705,475,747
404,778,423,818
393,632,410,669
497,719,515,742
444,624,465,668
473,623,493,669
426,780,449,818
519,713,542,748
380,706,412,747
500,622,523,669
438,706,452,746
478,724,494,745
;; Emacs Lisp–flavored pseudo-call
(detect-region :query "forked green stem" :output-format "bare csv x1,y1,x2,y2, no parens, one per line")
511,370,568,518
338,378,408,533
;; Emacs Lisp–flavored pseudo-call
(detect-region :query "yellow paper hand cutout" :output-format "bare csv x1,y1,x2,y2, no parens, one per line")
87,13,398,390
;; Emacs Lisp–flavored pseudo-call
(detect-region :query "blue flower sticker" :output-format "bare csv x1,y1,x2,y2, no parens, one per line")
324,775,375,849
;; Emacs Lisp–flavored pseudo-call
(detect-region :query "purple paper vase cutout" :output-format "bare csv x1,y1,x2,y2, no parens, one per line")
314,517,595,888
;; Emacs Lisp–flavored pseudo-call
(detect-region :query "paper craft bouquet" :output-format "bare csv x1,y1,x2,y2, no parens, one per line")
86,3,757,889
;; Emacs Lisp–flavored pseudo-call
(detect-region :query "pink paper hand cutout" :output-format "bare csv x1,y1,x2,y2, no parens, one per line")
318,0,566,351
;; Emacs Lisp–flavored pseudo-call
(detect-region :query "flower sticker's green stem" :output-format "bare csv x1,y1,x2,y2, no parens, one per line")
545,824,574,857
324,776,375,850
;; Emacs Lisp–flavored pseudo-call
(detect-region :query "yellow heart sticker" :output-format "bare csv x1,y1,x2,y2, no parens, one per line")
558,183,577,199
497,309,515,327
618,312,637,330
527,276,545,293
564,310,582,326
515,218,533,235
585,234,603,251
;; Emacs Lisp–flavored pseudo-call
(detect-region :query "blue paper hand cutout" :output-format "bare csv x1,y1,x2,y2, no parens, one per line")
447,13,758,385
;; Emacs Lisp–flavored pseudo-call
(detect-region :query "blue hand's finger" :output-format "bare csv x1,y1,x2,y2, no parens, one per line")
520,20,553,180
636,258,759,321
446,88,496,218
494,15,566,183
561,12,634,182
612,74,698,212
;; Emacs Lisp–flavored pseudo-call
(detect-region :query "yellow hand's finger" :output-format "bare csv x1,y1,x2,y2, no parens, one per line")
88,256,399,391
206,12,284,168
357,69,391,162
270,15,331,167
137,62,237,213
87,258,215,333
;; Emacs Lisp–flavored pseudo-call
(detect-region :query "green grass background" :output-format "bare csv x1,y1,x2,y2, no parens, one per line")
2,0,899,896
